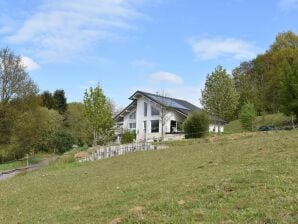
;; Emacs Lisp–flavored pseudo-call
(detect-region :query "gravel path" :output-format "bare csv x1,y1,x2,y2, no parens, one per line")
0,157,56,181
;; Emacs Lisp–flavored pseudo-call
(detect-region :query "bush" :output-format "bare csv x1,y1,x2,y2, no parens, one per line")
121,130,136,144
183,111,209,139
48,129,75,154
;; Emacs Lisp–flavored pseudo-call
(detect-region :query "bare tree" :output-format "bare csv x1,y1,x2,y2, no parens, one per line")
0,48,38,102
156,90,170,141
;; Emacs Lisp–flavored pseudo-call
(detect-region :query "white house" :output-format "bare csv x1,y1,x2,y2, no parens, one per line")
114,91,225,142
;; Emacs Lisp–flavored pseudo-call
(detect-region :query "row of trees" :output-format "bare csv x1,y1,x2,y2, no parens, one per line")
0,48,115,163
200,31,298,131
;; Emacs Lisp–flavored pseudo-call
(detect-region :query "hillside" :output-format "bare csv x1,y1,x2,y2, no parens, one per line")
0,131,297,223
225,113,293,134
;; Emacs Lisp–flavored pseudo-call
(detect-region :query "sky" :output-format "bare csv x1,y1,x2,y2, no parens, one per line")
0,0,298,108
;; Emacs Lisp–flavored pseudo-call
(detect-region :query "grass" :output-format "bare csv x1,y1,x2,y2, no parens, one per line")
225,113,292,134
0,131,298,223
0,153,51,172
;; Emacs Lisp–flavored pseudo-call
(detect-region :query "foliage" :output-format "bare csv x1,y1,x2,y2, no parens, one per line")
121,130,136,144
183,111,209,138
53,89,67,114
48,129,75,154
201,65,239,121
40,91,54,109
0,48,38,102
84,85,114,146
240,103,256,131
65,103,93,146
279,59,298,121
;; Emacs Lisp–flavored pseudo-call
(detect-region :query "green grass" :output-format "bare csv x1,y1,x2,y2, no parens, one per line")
0,131,298,223
0,153,51,172
225,113,292,133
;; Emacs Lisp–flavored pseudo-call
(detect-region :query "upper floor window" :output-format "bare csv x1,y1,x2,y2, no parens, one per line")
151,106,160,116
144,102,148,116
129,111,136,119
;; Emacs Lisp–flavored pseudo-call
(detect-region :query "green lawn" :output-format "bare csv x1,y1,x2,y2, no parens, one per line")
0,154,51,172
0,131,297,223
225,113,292,134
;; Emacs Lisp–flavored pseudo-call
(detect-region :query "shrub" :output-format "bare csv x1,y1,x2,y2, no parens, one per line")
240,103,256,131
48,129,75,154
183,111,209,139
121,130,136,144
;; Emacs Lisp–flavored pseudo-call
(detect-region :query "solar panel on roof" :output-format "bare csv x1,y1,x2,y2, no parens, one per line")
148,94,190,110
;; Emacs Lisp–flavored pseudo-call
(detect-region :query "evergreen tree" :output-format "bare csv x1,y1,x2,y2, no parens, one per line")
201,65,239,121
40,91,54,109
53,89,67,114
240,103,256,131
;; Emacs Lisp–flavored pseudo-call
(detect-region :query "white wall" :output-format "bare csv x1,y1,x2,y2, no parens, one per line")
209,124,224,133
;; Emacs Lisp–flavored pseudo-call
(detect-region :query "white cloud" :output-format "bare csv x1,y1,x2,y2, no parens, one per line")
149,71,184,85
5,0,147,62
131,59,156,68
189,37,258,60
21,56,40,71
278,0,298,11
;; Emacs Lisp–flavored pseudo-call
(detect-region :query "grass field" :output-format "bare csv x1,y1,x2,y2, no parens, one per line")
0,153,51,172
225,113,292,134
0,131,297,223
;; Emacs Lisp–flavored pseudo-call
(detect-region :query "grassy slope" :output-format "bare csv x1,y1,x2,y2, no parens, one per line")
225,113,292,134
0,154,51,172
0,131,297,223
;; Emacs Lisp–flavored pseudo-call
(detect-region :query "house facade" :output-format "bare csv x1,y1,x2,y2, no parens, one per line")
114,91,225,143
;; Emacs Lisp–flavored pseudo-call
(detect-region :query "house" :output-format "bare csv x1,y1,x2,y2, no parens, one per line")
114,90,225,143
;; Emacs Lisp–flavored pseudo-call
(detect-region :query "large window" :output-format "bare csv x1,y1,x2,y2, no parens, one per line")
151,106,160,116
144,102,148,116
129,111,136,119
129,123,136,129
151,120,159,133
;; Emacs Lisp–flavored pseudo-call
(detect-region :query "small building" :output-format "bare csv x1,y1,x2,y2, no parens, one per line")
114,91,225,142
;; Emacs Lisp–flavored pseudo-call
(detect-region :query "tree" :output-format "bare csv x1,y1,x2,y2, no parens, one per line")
201,66,239,122
156,90,170,141
65,103,93,146
84,85,114,146
280,59,298,128
240,103,256,131
121,130,136,144
183,111,209,139
0,48,38,102
53,89,67,114
40,91,54,109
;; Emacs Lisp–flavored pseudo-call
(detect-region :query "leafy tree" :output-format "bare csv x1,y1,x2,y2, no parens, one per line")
65,103,93,146
0,48,38,102
183,111,209,139
121,130,136,144
240,103,256,131
84,85,114,146
53,89,67,114
48,129,75,154
280,59,298,128
40,91,54,109
201,66,239,121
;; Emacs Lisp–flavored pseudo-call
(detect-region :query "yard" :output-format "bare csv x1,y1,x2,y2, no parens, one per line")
0,130,297,223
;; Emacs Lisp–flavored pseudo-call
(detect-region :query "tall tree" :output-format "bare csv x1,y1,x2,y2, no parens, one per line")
84,85,114,146
201,66,239,121
53,89,67,114
280,59,298,128
0,48,38,102
240,103,256,131
40,91,54,109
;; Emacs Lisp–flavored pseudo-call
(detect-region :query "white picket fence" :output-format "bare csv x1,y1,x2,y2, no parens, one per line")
79,142,159,163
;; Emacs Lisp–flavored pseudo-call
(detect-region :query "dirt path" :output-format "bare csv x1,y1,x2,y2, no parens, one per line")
0,157,57,181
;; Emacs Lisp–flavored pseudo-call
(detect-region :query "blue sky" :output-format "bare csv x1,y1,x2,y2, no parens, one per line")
0,0,298,108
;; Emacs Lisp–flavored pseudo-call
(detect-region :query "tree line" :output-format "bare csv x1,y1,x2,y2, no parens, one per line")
0,48,114,163
200,31,298,131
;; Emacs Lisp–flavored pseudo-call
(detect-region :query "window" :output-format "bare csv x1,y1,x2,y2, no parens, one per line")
129,123,136,129
144,121,147,133
151,106,160,116
144,102,148,116
129,111,136,119
170,120,177,133
151,120,159,133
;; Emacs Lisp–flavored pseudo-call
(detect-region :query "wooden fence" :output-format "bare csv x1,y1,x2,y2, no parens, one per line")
79,142,159,163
